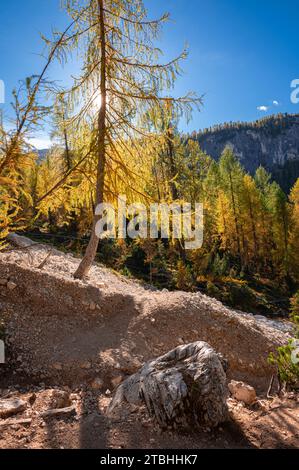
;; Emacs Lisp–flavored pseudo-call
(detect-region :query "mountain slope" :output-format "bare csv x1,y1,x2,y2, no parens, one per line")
191,113,299,191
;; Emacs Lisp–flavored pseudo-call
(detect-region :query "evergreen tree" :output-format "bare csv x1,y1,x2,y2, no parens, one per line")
289,178,299,281
219,148,245,267
57,0,199,279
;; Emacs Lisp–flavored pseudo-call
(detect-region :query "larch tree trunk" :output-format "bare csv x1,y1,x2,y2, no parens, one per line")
166,124,186,262
74,0,107,280
63,126,71,172
167,125,179,202
228,171,242,266
248,196,259,265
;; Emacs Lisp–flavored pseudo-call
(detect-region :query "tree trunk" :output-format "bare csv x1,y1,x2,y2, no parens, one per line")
167,125,179,202
74,0,107,280
281,208,289,276
248,196,259,266
166,125,186,262
63,126,72,171
228,171,242,266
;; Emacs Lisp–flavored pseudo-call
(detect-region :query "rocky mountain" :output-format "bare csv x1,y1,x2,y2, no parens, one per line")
191,113,299,192
37,149,49,160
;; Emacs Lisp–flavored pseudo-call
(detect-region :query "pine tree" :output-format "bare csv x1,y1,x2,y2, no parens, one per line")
218,148,245,267
268,182,291,278
241,174,261,268
289,178,299,281
57,0,199,279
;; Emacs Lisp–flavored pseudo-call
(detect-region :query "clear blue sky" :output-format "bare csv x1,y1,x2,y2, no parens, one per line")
0,0,298,148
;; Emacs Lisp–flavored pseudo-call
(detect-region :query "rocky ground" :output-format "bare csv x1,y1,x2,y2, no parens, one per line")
0,235,298,449
0,385,298,449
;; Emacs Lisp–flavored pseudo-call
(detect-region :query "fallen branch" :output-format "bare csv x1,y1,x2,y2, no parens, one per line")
40,405,76,419
267,374,276,399
37,248,54,270
0,418,32,429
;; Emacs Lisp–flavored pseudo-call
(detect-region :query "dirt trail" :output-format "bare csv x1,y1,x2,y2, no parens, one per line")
0,235,298,449
0,235,293,391
0,385,298,449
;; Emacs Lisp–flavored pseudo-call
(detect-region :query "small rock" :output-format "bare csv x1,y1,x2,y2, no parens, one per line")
97,282,106,289
70,393,80,401
53,363,63,371
0,398,27,419
28,394,36,406
111,375,124,388
91,378,104,390
228,380,257,405
49,390,71,409
81,361,92,370
0,279,7,286
89,302,96,311
7,281,17,291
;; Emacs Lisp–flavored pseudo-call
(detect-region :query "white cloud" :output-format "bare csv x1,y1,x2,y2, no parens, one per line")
28,137,52,150
2,124,52,149
257,105,269,112
273,100,279,106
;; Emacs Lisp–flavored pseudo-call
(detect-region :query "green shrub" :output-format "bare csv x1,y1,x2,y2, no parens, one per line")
206,281,221,299
175,261,194,291
268,341,299,389
290,291,299,328
268,291,299,389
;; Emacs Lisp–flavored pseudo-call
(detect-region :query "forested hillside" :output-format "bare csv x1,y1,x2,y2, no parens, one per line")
189,113,299,192
2,136,299,315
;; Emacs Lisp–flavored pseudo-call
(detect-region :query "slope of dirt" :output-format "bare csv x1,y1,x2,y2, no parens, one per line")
0,235,294,393
0,235,298,450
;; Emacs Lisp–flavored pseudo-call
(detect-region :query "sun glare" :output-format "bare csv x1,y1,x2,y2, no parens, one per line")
93,93,102,112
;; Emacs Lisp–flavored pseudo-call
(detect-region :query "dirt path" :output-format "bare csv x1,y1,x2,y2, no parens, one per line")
0,235,298,449
0,238,293,390
0,385,298,449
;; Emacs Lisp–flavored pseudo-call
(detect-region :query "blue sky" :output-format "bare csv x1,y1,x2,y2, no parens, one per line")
0,0,298,148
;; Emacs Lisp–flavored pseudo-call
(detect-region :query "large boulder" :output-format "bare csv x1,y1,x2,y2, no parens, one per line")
108,341,229,429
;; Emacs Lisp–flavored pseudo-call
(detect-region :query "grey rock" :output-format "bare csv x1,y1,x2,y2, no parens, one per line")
0,398,27,419
108,341,229,429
